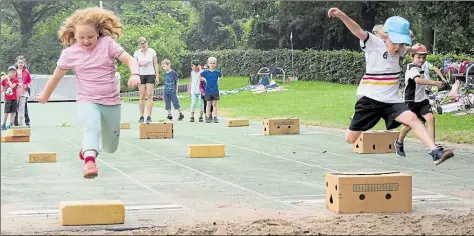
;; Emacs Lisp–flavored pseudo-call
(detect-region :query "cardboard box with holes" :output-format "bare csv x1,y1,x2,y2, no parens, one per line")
139,122,173,139
352,130,400,154
262,118,300,135
1,126,31,143
325,171,412,214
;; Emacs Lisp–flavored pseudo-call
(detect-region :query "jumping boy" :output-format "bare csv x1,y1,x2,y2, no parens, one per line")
395,45,444,157
328,7,454,165
200,57,222,123
161,59,184,121
1,66,19,130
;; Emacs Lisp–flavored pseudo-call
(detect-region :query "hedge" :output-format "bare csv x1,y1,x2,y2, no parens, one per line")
178,49,473,85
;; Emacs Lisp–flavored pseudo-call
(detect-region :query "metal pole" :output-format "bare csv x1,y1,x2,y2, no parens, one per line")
290,31,294,80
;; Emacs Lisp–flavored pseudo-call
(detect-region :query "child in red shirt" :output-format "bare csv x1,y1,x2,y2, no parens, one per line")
1,66,19,130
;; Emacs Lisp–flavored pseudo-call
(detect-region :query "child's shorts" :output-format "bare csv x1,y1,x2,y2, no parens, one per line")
4,100,18,114
405,99,432,123
349,96,409,131
204,93,220,101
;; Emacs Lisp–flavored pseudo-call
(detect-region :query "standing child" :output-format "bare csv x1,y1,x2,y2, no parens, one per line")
14,57,32,127
1,66,19,130
200,57,222,123
161,59,184,121
189,60,204,122
36,7,140,179
395,45,445,157
328,7,454,165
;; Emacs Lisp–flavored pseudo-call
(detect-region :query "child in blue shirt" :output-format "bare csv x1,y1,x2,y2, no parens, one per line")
200,57,222,123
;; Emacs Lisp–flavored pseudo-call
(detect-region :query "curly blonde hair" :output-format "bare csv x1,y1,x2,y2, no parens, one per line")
58,7,124,47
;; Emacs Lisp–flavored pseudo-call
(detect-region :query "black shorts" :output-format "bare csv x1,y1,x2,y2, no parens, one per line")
204,94,220,101
140,75,156,84
405,99,432,123
349,96,409,131
4,100,18,114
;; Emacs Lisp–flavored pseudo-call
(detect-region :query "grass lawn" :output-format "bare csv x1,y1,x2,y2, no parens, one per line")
124,76,474,144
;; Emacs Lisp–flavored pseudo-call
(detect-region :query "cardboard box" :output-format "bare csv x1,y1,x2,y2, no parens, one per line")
352,130,400,154
188,144,225,158
325,171,412,214
226,119,249,127
120,122,130,129
1,136,30,143
263,118,300,135
59,200,125,226
139,122,173,139
6,128,31,137
29,152,57,163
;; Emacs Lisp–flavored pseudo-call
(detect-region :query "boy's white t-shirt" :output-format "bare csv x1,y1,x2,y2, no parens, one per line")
357,32,408,103
404,63,427,102
133,48,157,75
190,70,202,95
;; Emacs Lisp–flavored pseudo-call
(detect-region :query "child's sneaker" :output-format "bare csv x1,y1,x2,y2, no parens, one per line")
178,113,184,121
79,149,84,160
213,117,219,123
83,157,98,179
146,116,152,123
190,117,195,122
167,114,173,120
139,116,144,123
394,139,406,157
206,117,212,123
429,147,454,166
1,124,6,130
199,117,203,122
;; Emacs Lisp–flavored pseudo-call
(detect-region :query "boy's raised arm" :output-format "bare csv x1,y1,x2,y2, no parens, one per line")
328,7,367,41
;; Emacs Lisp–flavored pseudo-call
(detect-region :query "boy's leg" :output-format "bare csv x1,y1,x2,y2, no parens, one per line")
171,93,184,120
98,104,121,154
395,125,411,157
8,100,18,127
423,113,435,142
345,97,381,144
212,100,218,122
77,102,102,178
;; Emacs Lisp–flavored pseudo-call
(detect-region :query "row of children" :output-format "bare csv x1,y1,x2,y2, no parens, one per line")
1,56,32,130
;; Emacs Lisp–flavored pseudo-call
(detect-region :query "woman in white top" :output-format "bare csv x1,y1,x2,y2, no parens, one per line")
133,37,159,123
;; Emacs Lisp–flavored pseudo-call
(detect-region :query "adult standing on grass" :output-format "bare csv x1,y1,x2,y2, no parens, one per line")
134,37,159,123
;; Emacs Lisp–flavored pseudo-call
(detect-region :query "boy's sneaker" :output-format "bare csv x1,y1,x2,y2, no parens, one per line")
190,117,195,122
199,117,203,122
139,116,144,123
1,124,6,130
167,114,173,120
146,116,152,123
429,147,454,166
213,117,219,123
178,113,184,121
394,139,406,157
83,157,98,179
206,117,212,123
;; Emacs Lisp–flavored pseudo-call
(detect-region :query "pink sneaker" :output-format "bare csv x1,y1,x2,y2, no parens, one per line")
83,157,98,179
79,149,84,160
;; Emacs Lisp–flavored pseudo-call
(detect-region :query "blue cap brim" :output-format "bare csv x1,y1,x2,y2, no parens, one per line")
386,31,412,45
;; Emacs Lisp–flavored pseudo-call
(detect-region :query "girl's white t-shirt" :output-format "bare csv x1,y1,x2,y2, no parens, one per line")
190,70,202,95
133,48,157,75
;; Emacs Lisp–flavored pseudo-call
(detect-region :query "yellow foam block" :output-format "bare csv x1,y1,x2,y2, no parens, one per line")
6,128,31,137
188,144,225,158
226,119,250,127
1,136,30,143
120,122,130,129
59,200,125,226
29,152,57,163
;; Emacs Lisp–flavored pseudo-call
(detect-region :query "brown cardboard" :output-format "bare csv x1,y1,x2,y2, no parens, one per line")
188,144,225,158
325,171,412,214
5,128,31,137
1,136,30,143
352,130,400,154
262,118,300,135
120,122,130,129
139,122,173,139
226,119,249,127
29,152,57,163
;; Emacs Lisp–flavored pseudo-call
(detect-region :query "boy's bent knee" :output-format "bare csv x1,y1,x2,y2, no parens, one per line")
345,130,361,144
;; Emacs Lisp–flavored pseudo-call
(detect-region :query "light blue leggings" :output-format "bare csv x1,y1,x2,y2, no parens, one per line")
78,102,121,157
190,93,203,112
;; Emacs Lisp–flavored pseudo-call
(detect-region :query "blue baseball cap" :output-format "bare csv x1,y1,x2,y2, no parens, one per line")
383,16,412,45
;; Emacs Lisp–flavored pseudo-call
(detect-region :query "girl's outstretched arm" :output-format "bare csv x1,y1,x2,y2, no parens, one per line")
36,67,68,103
328,7,367,41
117,51,140,87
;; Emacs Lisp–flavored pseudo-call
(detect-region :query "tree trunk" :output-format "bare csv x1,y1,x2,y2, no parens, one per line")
421,23,434,52
360,2,378,32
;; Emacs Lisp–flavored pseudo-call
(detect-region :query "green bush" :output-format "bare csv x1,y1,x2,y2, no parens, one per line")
179,49,473,85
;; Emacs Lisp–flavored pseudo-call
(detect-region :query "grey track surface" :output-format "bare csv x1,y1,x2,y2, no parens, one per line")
1,102,473,234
